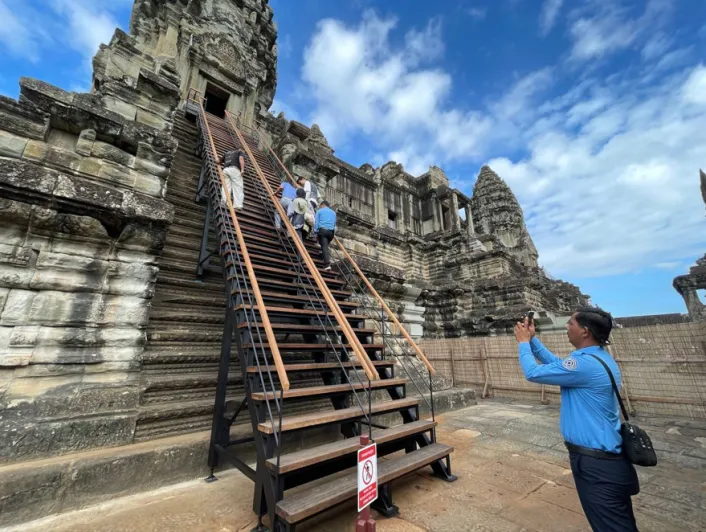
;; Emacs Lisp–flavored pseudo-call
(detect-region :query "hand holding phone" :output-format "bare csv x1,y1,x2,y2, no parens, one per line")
525,311,536,338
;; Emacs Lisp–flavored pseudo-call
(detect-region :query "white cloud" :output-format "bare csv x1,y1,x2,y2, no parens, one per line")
301,11,495,171
466,7,487,21
654,261,682,270
52,0,122,63
539,0,563,36
568,0,673,62
492,68,553,120
0,0,125,68
682,64,706,105
487,65,706,277
404,17,444,64
0,0,47,62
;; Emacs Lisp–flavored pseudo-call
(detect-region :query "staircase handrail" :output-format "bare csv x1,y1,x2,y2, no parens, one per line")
189,90,290,391
225,111,379,381
250,126,435,376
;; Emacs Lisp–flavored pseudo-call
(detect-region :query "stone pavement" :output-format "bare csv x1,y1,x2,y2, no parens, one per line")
6,399,705,532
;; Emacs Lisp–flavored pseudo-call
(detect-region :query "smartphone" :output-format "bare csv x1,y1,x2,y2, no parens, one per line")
526,311,535,326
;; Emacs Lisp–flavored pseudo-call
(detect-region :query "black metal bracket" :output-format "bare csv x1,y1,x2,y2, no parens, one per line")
431,454,457,482
371,484,399,517
196,199,214,279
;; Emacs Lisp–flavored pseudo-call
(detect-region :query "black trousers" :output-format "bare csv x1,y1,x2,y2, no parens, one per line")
570,452,640,532
318,228,334,266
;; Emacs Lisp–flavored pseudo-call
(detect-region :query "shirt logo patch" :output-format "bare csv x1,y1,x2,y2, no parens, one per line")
562,358,578,371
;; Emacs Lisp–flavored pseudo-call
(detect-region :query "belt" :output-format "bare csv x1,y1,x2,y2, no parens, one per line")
565,442,623,460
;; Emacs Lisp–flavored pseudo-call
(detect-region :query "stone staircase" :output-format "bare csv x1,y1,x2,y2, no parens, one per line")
136,115,231,440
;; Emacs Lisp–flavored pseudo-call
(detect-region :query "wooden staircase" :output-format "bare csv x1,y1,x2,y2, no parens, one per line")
185,92,455,531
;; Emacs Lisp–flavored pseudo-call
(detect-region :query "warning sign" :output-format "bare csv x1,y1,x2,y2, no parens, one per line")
357,443,378,512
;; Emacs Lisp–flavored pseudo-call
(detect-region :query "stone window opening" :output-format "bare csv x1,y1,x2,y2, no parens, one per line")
698,289,706,304
442,205,450,231
388,210,398,230
204,83,230,118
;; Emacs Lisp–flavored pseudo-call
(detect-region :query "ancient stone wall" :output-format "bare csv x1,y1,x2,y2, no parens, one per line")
421,319,706,419
0,28,179,463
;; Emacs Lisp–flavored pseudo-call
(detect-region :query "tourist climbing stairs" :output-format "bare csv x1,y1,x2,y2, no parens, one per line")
185,90,454,531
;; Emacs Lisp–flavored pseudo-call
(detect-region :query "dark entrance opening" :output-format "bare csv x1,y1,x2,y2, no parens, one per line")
204,83,229,118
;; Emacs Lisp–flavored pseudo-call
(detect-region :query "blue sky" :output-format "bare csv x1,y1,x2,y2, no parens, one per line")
1,0,705,317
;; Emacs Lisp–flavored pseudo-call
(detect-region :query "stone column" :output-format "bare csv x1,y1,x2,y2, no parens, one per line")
451,192,461,231
155,11,180,58
431,193,440,232
437,200,445,232
375,184,386,226
465,204,475,235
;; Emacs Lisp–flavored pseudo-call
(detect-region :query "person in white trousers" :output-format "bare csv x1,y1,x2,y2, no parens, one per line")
220,150,246,210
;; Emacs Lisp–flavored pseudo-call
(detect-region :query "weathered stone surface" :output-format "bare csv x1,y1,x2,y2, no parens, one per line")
75,129,96,156
0,94,50,140
673,170,706,320
0,130,29,158
91,140,136,168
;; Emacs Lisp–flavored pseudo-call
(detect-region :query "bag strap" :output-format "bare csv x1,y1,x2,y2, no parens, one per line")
587,353,629,421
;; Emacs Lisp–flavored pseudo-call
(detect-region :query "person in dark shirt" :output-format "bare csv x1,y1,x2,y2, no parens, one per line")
314,200,336,271
220,150,246,210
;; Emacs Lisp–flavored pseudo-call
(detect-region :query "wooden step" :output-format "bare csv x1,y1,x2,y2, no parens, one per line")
225,260,341,284
255,291,360,310
232,277,352,299
258,398,419,434
250,377,406,401
275,443,453,524
242,343,383,353
226,265,344,288
233,304,367,322
267,420,436,473
245,360,395,374
239,322,372,334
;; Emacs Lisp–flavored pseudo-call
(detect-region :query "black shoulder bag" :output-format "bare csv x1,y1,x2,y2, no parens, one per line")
588,354,658,467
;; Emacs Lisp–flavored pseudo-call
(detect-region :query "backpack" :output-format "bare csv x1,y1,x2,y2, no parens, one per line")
588,354,657,467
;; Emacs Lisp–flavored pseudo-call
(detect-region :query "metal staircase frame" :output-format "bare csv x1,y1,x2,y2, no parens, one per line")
184,88,457,530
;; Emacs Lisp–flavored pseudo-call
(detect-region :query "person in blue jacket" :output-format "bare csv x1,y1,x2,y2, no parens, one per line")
514,308,639,532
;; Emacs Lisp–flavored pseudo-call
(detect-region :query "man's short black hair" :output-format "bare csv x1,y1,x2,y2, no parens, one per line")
320,200,330,207
574,307,613,345
296,187,306,198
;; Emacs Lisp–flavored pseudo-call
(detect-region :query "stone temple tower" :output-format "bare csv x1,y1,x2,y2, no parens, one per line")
470,166,539,268
121,0,278,125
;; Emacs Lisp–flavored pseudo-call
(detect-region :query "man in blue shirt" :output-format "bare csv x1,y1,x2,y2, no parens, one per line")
274,178,297,230
514,308,639,532
313,200,336,271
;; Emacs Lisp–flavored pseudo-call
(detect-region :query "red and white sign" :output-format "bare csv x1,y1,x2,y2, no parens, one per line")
357,443,378,512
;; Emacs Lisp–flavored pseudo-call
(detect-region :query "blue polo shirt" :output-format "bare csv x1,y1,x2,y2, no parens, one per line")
518,338,623,453
281,182,297,200
314,206,336,233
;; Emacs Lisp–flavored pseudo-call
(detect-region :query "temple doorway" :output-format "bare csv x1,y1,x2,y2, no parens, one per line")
204,83,229,117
